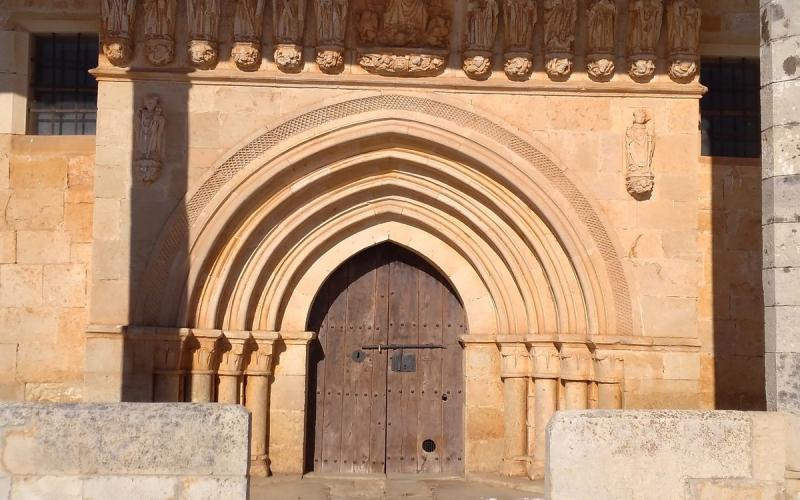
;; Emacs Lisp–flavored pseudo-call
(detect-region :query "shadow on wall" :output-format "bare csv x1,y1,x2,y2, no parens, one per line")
709,155,765,410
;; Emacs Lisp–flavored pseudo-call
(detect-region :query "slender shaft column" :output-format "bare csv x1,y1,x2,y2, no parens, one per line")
245,331,278,477
560,344,593,410
594,351,625,409
499,340,530,476
153,328,189,402
528,342,560,479
218,332,249,404
188,329,222,403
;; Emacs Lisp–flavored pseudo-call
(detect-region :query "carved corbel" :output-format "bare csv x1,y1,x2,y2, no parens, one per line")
143,0,176,65
627,0,662,80
186,0,221,69
463,0,499,80
586,0,616,80
273,0,306,72
543,0,577,80
101,0,136,66
315,0,348,74
666,0,701,81
233,0,266,71
625,108,656,199
502,0,536,79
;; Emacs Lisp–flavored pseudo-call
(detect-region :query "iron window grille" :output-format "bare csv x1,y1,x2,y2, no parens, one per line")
700,57,761,158
28,33,99,135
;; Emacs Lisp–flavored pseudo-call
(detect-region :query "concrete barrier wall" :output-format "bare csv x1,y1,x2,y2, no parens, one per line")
0,403,250,499
546,410,794,500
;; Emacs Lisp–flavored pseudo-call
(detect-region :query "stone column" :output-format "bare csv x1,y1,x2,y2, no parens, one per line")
498,340,530,476
761,0,800,414
218,331,249,404
152,328,189,402
560,344,593,410
594,351,624,409
188,329,222,403
528,341,560,478
245,331,278,477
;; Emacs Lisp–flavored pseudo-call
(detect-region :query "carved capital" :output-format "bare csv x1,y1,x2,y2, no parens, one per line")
275,44,304,72
462,50,493,80
500,342,529,379
102,37,134,67
628,56,656,80
145,37,175,66
153,332,188,373
503,52,533,80
188,330,222,372
587,55,615,79
668,57,698,81
232,42,262,71
594,352,624,383
218,338,248,375
246,333,278,375
530,343,560,379
545,55,573,79
316,46,344,74
188,39,219,69
559,344,593,381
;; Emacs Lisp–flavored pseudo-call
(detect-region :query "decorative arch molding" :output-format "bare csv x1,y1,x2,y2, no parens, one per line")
135,93,637,338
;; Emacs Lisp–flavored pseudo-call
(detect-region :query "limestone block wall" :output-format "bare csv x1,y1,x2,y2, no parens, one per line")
546,410,798,500
0,135,94,403
0,403,249,499
700,0,760,55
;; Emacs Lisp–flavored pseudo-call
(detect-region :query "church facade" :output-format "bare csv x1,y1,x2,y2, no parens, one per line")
0,0,764,479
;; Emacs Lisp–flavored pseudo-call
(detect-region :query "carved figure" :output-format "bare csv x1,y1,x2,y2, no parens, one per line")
187,0,221,68
625,109,656,197
425,13,450,48
231,0,265,70
101,0,136,66
143,0,176,65
627,0,662,79
466,0,498,50
381,0,428,45
586,0,616,79
503,0,536,51
543,0,576,53
357,0,380,44
135,95,166,183
316,0,348,44
274,0,306,71
666,0,701,80
359,52,445,76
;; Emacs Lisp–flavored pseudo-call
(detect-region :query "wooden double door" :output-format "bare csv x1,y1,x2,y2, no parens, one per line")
305,243,465,474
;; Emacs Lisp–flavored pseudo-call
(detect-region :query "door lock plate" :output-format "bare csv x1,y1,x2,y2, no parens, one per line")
390,351,416,372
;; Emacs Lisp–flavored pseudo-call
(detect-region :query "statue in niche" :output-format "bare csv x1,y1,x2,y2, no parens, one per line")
425,10,450,48
101,0,136,66
135,95,166,184
143,0,176,66
187,0,221,69
463,0,498,79
273,0,306,71
315,0,348,73
666,0,701,80
380,0,428,45
543,0,576,79
625,109,656,198
502,0,536,79
357,1,380,44
586,0,616,79
627,0,662,79
233,0,265,70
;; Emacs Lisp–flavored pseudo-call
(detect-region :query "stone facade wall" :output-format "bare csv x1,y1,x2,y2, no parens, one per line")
700,0,760,54
0,136,94,403
0,403,249,499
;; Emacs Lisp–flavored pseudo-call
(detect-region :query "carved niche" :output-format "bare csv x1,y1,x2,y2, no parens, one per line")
134,95,166,184
101,0,136,66
187,0,221,69
543,0,577,79
625,109,656,198
502,0,536,79
315,0,349,74
463,0,499,79
586,0,616,80
273,0,307,72
142,0,176,66
233,0,266,70
355,0,451,77
666,0,701,81
627,0,662,80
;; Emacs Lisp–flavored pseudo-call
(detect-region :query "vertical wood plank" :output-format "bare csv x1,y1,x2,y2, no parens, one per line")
370,249,390,473
441,285,466,474
308,283,329,473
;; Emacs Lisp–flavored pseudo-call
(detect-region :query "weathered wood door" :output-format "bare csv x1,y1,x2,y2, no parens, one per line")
306,243,465,475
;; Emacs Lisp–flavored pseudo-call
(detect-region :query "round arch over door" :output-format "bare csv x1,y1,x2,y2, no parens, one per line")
305,242,465,475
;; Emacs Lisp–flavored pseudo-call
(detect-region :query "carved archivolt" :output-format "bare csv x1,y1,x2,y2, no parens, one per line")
187,0,221,69
543,0,577,79
143,0,176,66
624,109,655,198
463,0,499,79
134,95,166,184
232,0,266,70
666,0,701,80
586,0,616,79
274,0,306,72
627,0,662,80
101,0,136,66
502,0,536,79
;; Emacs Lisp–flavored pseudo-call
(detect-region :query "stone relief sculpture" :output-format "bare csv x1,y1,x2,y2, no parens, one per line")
273,0,306,72
543,0,577,79
101,0,136,66
627,0,662,79
187,0,221,69
586,0,616,79
502,0,536,79
143,0,176,66
625,109,656,198
315,0,349,73
666,0,701,81
135,95,166,184
233,0,266,70
359,52,445,76
463,0,499,79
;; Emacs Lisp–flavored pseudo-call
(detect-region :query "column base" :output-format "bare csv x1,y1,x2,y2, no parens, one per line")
500,456,529,477
249,455,270,477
